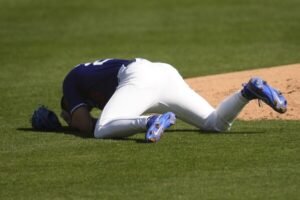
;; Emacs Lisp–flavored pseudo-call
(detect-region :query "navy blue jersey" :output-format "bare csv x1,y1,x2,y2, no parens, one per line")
62,58,135,113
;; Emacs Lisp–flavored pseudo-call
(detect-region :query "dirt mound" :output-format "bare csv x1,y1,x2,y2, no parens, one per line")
185,64,300,120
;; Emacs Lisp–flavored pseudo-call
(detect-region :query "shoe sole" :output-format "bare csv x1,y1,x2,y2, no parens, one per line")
146,112,176,143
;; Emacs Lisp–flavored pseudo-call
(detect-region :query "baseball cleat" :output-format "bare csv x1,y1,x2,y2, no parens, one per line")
145,112,176,143
241,77,287,113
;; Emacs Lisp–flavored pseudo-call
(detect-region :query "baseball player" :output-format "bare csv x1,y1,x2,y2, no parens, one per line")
60,58,287,142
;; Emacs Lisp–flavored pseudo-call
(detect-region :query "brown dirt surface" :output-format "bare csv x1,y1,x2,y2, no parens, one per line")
185,64,300,120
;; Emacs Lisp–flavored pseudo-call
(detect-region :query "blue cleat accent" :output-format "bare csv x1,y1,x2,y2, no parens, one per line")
241,77,287,113
146,112,176,143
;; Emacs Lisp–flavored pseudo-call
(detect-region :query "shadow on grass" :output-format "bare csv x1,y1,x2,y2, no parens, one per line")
17,127,264,144
17,126,93,138
17,127,148,143
166,129,264,135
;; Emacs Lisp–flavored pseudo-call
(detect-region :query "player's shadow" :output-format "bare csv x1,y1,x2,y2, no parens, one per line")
17,127,147,143
166,129,264,135
17,127,94,139
17,127,263,144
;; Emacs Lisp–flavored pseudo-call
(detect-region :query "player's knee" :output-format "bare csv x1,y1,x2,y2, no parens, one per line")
203,125,230,133
215,124,231,132
203,112,231,132
94,125,107,139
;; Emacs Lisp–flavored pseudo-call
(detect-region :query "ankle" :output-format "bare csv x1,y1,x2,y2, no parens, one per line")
146,115,159,128
241,86,256,100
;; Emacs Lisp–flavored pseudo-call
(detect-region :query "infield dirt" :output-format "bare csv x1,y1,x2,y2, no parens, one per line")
185,64,300,120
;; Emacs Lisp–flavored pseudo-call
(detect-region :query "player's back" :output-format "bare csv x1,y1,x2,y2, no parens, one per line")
63,58,134,110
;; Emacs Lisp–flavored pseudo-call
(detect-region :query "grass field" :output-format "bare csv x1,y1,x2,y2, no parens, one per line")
1,0,299,199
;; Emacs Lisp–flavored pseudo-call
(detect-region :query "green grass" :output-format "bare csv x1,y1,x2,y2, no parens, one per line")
0,0,299,199
1,121,299,199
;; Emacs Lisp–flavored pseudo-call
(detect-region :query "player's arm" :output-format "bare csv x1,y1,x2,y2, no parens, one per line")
61,101,97,137
61,67,98,136
69,107,97,136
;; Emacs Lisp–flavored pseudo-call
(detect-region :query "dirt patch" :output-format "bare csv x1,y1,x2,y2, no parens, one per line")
185,64,300,120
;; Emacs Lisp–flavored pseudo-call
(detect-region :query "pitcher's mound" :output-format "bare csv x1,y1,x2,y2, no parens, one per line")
185,64,300,120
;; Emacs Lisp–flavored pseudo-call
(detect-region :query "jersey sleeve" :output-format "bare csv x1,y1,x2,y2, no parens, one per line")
62,70,87,114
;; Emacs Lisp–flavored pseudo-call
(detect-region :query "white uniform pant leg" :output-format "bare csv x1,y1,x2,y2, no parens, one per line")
203,92,249,132
150,63,249,132
94,85,157,138
94,59,251,138
150,67,216,130
94,59,160,139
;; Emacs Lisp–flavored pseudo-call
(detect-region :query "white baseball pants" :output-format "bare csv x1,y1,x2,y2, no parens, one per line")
94,59,249,138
